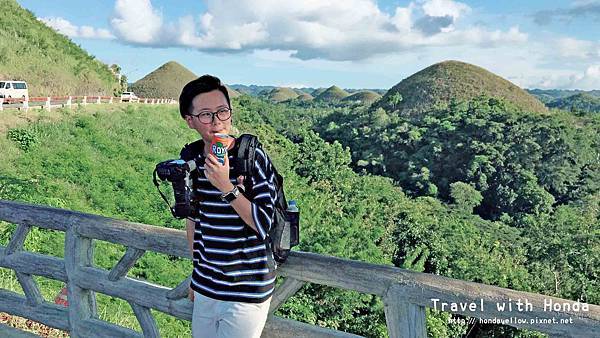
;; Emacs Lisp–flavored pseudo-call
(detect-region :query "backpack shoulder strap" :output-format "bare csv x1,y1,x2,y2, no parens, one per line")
180,139,204,161
235,134,260,177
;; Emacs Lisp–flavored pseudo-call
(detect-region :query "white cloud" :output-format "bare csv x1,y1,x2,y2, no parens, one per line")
526,65,600,90
110,0,162,44
556,37,600,59
421,0,471,19
569,65,600,89
108,0,527,61
40,17,114,40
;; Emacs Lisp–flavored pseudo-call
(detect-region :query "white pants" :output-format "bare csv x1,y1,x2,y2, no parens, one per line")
192,291,271,338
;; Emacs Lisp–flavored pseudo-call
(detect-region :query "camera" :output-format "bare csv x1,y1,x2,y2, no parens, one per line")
153,159,198,219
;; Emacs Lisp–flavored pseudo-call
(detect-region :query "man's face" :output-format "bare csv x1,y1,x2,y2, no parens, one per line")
184,89,232,142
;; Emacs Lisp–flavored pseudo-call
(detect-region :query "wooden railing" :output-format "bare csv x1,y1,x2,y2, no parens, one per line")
0,96,176,111
0,200,598,338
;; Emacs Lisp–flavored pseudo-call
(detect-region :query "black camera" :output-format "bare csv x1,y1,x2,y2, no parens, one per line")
153,159,198,219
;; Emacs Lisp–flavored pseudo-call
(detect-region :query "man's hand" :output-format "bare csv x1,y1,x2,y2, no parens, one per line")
204,154,234,192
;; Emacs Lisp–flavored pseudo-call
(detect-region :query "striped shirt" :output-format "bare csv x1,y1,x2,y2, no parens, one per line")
180,139,277,303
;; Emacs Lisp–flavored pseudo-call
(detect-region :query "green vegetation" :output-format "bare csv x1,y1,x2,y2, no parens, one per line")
547,93,600,114
527,88,600,103
0,0,120,96
375,60,548,115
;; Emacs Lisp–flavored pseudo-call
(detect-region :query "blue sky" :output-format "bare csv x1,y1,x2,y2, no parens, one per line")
17,0,600,90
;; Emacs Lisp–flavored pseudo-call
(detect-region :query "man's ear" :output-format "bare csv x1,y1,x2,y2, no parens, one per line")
184,116,194,129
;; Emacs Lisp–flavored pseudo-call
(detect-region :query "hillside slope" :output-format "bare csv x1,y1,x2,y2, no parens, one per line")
377,60,548,115
0,0,120,96
547,93,600,113
267,87,299,102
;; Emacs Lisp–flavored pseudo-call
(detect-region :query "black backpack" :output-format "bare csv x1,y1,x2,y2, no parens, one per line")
180,134,298,268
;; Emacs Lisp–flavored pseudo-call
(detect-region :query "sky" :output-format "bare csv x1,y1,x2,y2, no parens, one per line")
16,0,600,90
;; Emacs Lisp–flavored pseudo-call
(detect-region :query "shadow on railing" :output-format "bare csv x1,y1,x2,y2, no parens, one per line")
0,200,598,338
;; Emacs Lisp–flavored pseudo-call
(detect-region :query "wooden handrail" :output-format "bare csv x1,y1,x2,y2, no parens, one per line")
0,199,598,338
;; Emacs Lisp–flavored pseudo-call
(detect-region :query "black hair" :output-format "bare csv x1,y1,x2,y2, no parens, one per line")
178,75,231,118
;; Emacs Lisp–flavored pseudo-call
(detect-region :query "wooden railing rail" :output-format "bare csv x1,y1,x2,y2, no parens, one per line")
0,200,598,338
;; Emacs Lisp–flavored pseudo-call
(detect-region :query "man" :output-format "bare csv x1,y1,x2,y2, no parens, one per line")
178,75,276,337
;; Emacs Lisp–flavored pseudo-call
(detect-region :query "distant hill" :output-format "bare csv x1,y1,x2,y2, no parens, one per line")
267,87,299,102
341,90,382,104
311,88,327,97
0,0,120,96
547,93,600,113
315,86,350,102
377,60,548,115
131,61,239,99
527,89,600,103
230,84,276,96
130,61,196,99
296,92,314,101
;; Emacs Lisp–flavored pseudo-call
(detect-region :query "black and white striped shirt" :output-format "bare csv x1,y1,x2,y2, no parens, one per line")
181,139,277,303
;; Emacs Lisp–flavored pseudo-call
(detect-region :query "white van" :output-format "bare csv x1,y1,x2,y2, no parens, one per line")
0,81,29,102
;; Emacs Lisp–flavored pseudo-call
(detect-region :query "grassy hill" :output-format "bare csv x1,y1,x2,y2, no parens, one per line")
311,88,327,97
528,89,600,103
341,90,381,104
547,93,600,113
130,61,240,99
377,60,548,115
267,87,299,102
0,0,120,96
296,92,314,101
314,86,350,102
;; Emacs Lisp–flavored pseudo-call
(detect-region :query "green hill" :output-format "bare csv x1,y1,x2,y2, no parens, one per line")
130,61,196,99
377,60,548,115
131,61,240,99
311,88,327,97
314,86,350,102
267,87,299,102
295,92,314,102
547,93,600,113
527,89,600,103
341,90,381,104
0,0,120,96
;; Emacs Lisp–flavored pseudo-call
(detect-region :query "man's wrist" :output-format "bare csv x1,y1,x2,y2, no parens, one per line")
219,183,236,193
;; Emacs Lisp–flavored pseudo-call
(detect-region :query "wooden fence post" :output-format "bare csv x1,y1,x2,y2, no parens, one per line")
383,285,426,338
65,226,97,337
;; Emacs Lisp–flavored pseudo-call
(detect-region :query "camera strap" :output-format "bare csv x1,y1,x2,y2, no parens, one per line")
152,168,178,218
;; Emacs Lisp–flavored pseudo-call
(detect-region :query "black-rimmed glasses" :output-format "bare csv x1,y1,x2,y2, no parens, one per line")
190,107,232,124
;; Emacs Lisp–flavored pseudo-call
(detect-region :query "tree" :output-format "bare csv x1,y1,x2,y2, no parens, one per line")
449,182,482,213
